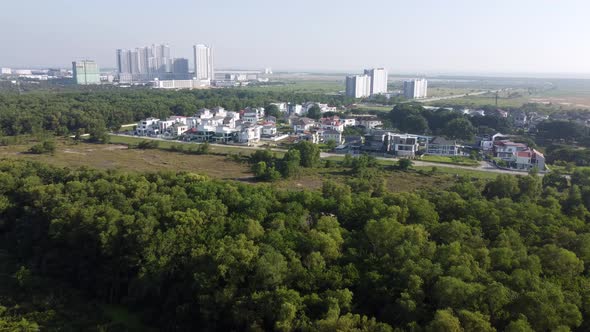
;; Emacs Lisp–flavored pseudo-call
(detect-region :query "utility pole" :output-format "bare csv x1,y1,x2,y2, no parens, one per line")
495,91,499,107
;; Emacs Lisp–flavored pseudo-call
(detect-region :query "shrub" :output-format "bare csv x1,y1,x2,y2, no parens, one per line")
29,140,56,154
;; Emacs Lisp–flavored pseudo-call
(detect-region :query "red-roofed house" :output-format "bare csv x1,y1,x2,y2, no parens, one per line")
515,149,546,170
494,141,528,161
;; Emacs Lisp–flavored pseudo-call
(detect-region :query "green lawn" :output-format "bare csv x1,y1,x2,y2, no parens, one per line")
244,80,343,93
414,166,501,180
420,155,479,166
108,135,285,156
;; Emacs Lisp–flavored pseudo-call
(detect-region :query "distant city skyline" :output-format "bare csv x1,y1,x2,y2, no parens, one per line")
2,0,590,77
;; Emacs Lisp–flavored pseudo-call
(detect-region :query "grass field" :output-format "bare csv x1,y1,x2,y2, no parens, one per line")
427,92,531,108
426,87,483,98
0,140,253,180
108,135,286,156
245,80,343,93
420,155,479,166
0,138,501,193
414,166,500,180
354,104,393,112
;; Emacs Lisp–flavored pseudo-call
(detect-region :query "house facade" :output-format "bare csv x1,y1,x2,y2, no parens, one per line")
426,137,461,156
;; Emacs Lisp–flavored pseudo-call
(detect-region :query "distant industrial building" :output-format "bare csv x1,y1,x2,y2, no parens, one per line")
153,78,211,89
72,60,100,85
345,75,370,98
1,68,12,75
403,78,428,99
193,44,213,81
364,68,388,95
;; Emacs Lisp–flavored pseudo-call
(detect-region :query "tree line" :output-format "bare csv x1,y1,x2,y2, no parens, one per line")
0,89,354,137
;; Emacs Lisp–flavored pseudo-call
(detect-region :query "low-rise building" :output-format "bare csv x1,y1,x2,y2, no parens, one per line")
358,117,383,129
426,137,461,156
391,134,419,157
320,116,344,132
270,102,288,113
494,141,528,161
299,132,320,144
288,104,304,116
342,118,356,127
136,117,160,136
153,79,211,89
515,149,546,171
238,124,262,144
323,130,343,145
262,124,278,137
293,118,317,133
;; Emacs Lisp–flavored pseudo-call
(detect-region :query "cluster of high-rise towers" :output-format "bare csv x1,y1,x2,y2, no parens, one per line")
115,44,213,83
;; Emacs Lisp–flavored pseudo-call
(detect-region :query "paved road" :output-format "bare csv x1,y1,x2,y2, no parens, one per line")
320,152,535,176
110,134,538,176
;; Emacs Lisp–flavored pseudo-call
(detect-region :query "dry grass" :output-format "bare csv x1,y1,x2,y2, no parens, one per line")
0,139,469,193
0,140,252,180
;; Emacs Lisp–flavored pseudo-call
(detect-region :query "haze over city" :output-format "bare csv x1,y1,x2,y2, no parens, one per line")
2,0,590,76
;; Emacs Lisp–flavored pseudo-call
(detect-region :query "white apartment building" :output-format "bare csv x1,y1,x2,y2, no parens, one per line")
345,75,371,98
364,68,388,95
403,78,428,99
193,44,213,81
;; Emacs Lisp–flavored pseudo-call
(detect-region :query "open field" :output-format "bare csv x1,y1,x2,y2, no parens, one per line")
353,104,393,112
0,139,504,193
108,134,285,156
413,165,500,180
0,140,253,180
244,80,343,93
425,87,483,98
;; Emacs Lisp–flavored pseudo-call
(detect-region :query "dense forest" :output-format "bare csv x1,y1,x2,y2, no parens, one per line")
0,89,353,136
1,160,590,330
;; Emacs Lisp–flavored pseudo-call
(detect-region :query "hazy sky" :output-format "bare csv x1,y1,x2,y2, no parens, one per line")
2,0,590,75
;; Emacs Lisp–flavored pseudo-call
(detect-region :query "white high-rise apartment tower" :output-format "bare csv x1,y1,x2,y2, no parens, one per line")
403,78,428,99
364,68,388,95
193,44,213,81
345,75,371,98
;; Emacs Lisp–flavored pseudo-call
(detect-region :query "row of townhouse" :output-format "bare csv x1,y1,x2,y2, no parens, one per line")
292,115,380,145
292,115,382,135
134,106,278,145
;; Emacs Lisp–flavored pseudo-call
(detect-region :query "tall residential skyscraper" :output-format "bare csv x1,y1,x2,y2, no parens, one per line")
345,75,370,98
193,44,213,80
129,50,140,75
72,60,100,85
403,78,428,99
364,68,388,95
137,46,152,75
116,44,172,81
116,49,131,74
152,44,171,73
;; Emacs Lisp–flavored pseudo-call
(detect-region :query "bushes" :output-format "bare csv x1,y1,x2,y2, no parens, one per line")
28,140,56,154
136,140,159,150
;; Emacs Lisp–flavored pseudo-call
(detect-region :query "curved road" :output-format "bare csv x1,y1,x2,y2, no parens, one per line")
110,133,537,176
